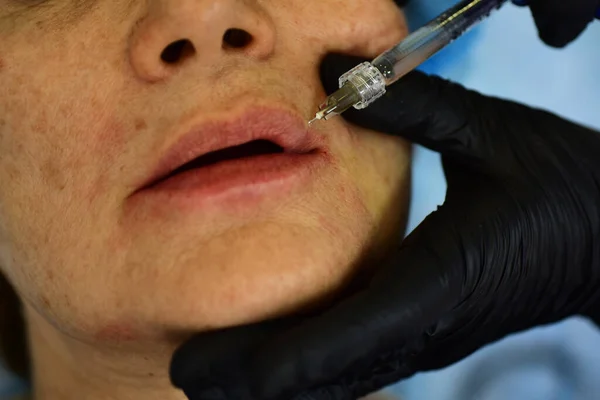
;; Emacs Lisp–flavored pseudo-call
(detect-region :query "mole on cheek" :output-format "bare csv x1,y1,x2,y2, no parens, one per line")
0,57,4,72
134,118,147,131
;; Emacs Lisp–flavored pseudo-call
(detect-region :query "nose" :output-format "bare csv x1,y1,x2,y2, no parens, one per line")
129,0,276,82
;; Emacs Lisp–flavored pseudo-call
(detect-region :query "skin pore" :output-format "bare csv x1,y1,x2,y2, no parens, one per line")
0,0,410,399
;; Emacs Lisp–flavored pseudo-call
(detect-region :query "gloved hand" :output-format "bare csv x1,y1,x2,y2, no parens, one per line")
512,0,598,47
170,53,600,400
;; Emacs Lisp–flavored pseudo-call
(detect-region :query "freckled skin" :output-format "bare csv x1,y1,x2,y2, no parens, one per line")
0,0,411,399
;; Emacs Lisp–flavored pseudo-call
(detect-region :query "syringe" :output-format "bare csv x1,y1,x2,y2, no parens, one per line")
308,0,509,125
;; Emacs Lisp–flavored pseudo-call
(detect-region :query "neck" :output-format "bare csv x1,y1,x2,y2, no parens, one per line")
23,306,188,400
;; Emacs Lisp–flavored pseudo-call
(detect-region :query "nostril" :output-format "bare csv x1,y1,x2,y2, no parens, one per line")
161,39,195,64
222,28,253,49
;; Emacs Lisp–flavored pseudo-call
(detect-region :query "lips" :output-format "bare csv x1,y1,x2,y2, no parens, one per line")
138,108,323,192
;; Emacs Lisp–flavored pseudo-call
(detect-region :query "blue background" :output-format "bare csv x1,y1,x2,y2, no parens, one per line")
388,1,600,399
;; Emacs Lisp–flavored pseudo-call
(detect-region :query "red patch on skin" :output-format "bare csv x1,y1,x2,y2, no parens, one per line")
318,215,342,237
94,116,128,149
96,323,138,342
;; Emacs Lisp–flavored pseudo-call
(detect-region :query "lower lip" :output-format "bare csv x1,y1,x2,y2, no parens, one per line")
131,151,327,211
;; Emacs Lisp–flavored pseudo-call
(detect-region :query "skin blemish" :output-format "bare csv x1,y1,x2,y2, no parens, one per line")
41,295,52,310
134,118,147,131
94,118,129,158
40,156,67,192
0,57,4,72
95,323,139,342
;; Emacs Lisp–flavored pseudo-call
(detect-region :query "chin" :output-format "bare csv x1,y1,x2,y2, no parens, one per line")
109,216,373,340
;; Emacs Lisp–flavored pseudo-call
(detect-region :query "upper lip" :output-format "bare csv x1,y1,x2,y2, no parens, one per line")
137,107,323,190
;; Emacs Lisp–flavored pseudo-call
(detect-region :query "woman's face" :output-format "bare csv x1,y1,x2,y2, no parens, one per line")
0,0,409,348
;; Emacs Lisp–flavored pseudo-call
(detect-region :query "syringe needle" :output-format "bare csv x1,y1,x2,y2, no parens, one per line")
308,116,320,126
308,83,363,126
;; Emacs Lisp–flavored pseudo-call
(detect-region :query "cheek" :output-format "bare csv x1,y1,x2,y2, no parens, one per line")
1,75,123,181
343,124,411,223
0,92,127,226
1,33,137,198
0,60,137,328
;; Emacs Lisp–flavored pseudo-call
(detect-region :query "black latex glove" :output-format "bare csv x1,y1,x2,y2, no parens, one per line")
512,0,599,47
170,53,600,400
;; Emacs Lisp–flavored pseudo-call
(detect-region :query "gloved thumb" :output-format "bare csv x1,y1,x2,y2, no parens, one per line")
170,319,294,399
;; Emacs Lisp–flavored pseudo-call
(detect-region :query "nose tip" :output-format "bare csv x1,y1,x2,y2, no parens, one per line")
129,1,276,82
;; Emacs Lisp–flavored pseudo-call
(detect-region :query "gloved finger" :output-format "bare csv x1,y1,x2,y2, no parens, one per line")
528,0,599,47
170,319,295,400
319,53,515,163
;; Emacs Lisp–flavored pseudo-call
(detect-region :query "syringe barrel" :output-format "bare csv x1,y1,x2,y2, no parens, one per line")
372,0,508,85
